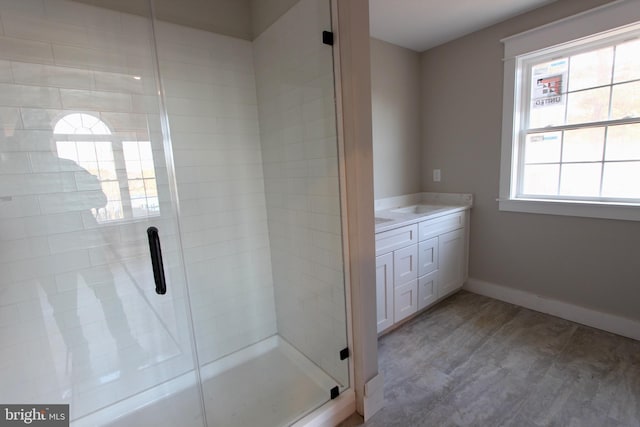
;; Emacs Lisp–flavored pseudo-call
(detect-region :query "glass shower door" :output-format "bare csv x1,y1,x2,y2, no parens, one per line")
0,0,204,425
152,0,351,425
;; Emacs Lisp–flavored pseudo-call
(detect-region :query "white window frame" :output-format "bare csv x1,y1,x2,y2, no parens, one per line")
499,0,640,221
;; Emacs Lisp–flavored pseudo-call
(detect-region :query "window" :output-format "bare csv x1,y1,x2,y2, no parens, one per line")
499,2,640,221
54,113,160,223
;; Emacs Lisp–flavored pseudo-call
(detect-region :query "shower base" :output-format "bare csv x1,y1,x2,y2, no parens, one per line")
73,336,338,427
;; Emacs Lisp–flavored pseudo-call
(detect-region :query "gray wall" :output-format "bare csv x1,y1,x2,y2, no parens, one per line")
371,38,422,199
420,0,640,321
250,0,299,38
74,0,296,40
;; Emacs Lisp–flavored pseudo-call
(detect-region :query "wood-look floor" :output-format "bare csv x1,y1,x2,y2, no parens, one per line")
340,291,640,427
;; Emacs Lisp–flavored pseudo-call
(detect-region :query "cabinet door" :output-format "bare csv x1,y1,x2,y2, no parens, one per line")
418,270,438,311
438,228,465,297
393,244,418,287
376,253,394,333
418,237,438,277
394,279,418,322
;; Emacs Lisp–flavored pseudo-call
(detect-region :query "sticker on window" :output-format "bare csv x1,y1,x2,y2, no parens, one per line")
531,59,568,109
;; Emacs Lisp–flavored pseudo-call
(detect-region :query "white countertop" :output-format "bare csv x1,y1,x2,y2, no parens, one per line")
374,192,473,233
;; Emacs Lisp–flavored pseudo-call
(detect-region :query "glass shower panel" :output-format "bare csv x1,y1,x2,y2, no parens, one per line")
0,1,204,425
153,0,350,425
254,0,350,392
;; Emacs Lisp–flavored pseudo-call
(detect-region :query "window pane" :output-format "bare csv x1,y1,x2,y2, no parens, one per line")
104,200,124,220
601,161,640,199
529,58,568,128
610,80,640,120
81,161,99,177
524,132,561,163
95,141,114,162
66,114,84,129
99,161,117,180
605,123,640,161
54,120,76,135
566,87,610,124
613,38,640,83
80,114,99,130
101,181,122,202
123,141,140,161
144,179,157,197
56,141,78,161
131,198,150,218
147,197,160,214
562,127,604,162
522,164,559,195
138,141,153,160
128,179,146,199
77,142,97,162
141,160,156,178
125,161,142,179
568,47,613,92
559,163,602,197
529,102,566,128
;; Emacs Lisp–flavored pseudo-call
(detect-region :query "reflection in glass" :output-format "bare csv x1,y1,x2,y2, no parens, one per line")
54,115,159,222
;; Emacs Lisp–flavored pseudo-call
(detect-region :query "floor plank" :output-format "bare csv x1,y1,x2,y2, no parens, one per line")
339,291,640,427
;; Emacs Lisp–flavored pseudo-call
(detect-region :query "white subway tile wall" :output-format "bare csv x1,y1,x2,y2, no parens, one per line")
154,21,279,365
253,0,349,387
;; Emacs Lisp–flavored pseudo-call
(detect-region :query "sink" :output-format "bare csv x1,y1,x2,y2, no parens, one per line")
390,204,443,214
375,217,393,224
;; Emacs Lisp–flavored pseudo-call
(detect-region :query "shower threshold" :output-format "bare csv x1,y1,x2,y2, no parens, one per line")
72,336,339,427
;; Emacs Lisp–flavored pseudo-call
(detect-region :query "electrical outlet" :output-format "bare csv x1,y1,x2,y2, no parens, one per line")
433,169,441,182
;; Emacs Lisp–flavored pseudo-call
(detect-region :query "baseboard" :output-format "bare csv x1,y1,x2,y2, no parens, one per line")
292,389,356,427
362,373,384,421
464,278,640,342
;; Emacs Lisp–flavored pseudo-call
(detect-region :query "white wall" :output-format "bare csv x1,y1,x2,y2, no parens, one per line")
370,37,422,199
419,0,640,322
253,0,350,386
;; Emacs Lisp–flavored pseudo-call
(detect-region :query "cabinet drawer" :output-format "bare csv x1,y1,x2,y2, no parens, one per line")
393,244,418,287
375,224,418,256
394,279,418,322
418,211,465,241
418,237,438,277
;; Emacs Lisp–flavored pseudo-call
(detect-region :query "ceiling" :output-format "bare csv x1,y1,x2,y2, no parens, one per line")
369,0,558,52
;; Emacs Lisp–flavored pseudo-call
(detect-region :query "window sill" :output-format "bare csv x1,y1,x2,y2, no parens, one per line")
498,198,640,221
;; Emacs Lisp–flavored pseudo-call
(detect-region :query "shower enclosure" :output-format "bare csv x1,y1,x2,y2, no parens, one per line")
0,0,350,425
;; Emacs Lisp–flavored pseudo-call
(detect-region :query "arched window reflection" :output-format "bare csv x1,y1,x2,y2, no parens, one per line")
54,113,159,222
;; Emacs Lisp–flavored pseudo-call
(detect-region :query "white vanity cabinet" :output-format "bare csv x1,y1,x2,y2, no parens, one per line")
375,210,469,334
